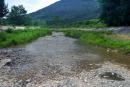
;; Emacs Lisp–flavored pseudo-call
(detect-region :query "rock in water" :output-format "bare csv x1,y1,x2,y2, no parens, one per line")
99,72,125,81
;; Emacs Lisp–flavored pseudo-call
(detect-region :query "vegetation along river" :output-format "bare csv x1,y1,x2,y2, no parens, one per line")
0,32,130,87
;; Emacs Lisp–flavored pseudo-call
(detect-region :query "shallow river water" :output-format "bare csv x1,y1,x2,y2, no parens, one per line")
0,32,130,87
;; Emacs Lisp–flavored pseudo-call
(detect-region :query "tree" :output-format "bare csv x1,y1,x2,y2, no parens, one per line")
100,0,130,26
47,16,62,27
8,5,27,25
0,0,8,24
119,0,130,26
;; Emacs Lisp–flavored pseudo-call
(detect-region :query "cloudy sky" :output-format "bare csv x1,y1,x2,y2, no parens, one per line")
5,0,60,13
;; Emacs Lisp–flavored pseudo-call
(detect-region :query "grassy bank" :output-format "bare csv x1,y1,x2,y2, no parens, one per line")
71,19,106,28
48,19,107,28
61,30,130,54
0,28,51,48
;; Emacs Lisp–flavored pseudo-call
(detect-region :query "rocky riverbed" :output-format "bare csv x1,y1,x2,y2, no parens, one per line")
0,32,130,87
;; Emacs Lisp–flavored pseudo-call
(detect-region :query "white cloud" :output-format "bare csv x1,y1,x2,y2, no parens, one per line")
5,0,60,13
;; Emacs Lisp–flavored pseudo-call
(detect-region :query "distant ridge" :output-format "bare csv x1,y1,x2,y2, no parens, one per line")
30,0,101,24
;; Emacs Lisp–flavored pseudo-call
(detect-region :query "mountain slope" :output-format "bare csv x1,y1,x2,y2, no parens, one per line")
30,0,101,24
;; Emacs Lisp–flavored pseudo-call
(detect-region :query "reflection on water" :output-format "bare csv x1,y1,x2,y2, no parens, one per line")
75,42,130,70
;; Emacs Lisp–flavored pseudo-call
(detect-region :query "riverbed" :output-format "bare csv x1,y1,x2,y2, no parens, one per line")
0,32,130,87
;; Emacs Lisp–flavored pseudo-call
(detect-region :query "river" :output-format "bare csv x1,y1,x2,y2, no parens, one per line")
0,32,130,87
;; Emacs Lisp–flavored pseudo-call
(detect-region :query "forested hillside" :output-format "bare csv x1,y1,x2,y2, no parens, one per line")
30,0,100,24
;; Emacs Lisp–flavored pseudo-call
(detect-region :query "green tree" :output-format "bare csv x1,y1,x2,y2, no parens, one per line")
8,5,27,26
0,0,8,24
47,16,62,27
100,0,130,26
119,0,130,26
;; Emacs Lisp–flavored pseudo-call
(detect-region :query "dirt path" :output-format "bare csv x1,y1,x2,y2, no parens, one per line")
0,32,130,87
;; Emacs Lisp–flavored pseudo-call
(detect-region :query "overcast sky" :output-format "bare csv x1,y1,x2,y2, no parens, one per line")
5,0,60,13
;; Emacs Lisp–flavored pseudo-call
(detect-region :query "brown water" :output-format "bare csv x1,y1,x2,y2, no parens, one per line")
79,43,130,69
0,32,130,87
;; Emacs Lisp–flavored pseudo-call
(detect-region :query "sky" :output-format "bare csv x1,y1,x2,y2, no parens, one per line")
5,0,60,13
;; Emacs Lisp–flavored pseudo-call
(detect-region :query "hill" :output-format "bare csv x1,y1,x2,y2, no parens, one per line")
30,0,101,24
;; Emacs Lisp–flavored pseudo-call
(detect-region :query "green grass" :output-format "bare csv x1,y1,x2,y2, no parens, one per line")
48,19,107,28
0,28,51,48
1,28,130,54
70,19,107,28
61,30,130,54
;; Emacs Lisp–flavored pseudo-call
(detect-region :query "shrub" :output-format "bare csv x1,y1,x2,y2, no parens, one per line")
5,28,13,33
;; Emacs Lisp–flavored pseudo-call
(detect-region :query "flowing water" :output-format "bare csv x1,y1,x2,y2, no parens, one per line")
0,32,130,87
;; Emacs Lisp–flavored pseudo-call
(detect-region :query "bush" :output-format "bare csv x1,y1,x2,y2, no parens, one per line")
71,19,106,28
5,28,13,33
0,32,7,41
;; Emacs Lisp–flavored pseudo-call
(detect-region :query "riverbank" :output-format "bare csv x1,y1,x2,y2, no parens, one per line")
59,29,130,54
0,28,51,48
1,27,130,54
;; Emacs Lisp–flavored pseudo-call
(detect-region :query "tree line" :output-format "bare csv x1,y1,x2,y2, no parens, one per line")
0,0,36,26
0,0,130,26
100,0,130,26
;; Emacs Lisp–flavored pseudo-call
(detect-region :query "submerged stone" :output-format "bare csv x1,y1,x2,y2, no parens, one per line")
99,72,125,81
